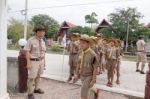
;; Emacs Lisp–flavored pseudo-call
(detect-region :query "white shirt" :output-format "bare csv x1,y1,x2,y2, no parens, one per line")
136,39,146,51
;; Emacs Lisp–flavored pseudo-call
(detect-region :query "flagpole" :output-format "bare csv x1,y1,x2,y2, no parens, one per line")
61,46,65,82
61,32,67,82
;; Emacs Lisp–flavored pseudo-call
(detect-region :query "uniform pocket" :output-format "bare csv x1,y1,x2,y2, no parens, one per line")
32,44,38,51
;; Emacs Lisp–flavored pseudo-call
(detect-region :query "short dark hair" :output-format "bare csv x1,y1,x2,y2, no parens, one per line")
33,25,45,33
138,35,144,39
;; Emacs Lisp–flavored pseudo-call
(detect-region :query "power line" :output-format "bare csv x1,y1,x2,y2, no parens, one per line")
8,0,138,13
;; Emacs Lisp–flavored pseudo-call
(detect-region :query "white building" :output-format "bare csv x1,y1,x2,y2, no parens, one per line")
0,0,10,99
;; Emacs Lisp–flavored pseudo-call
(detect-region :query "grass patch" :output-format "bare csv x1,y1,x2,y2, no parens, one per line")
122,55,150,62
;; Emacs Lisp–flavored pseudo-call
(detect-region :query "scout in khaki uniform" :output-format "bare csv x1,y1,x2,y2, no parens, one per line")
90,36,101,75
67,33,80,82
24,25,46,99
136,35,147,74
106,39,119,87
96,34,104,74
99,38,109,73
115,39,123,84
74,34,99,99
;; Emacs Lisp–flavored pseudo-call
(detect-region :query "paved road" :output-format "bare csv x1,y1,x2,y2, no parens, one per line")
7,50,148,94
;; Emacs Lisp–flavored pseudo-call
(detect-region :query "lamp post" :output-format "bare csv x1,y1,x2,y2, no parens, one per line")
125,18,130,53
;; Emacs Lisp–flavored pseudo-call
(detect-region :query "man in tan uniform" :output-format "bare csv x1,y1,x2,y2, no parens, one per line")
136,35,147,74
24,25,46,99
74,34,99,99
67,33,80,82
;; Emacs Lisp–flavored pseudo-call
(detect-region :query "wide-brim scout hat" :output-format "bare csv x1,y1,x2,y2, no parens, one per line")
71,33,80,38
76,33,81,39
108,38,116,43
90,36,98,44
109,38,118,46
33,25,46,33
138,35,144,39
80,34,93,44
116,39,121,44
102,38,109,43
96,33,103,37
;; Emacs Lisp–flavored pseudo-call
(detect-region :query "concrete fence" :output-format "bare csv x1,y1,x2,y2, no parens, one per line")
7,57,18,93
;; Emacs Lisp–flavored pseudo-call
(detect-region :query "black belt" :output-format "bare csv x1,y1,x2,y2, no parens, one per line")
70,53,78,55
30,58,40,61
137,50,144,52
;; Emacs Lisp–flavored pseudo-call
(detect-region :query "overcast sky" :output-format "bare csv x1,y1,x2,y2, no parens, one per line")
8,0,150,26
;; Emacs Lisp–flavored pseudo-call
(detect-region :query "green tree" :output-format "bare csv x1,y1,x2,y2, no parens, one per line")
85,12,98,29
100,28,114,38
69,26,83,34
69,26,95,36
31,14,60,37
135,26,150,41
108,7,143,40
82,26,95,36
46,25,59,38
8,18,34,44
8,18,24,44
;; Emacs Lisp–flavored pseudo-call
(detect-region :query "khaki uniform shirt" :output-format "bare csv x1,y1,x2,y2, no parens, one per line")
24,36,46,59
136,40,146,51
80,49,99,77
106,47,119,60
67,41,79,54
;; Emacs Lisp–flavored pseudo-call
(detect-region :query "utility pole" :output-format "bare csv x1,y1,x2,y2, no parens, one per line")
24,0,28,39
125,19,129,52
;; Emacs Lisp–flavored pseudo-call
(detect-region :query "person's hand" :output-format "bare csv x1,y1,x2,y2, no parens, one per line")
148,62,150,67
27,62,32,70
90,79,96,88
44,63,46,70
143,50,147,54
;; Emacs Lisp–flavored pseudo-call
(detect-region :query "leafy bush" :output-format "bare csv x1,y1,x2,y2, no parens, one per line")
50,43,63,52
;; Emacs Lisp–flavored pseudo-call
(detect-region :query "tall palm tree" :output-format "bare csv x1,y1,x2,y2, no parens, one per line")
85,12,98,29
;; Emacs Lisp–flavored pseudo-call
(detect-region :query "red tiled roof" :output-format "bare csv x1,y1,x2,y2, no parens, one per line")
98,19,110,27
96,19,110,32
147,23,150,28
64,21,76,28
57,21,76,36
95,19,116,34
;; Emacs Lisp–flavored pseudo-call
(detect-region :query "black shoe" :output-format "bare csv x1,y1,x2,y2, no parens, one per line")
28,94,34,99
136,69,140,72
34,89,44,94
95,89,100,99
140,71,145,74
67,77,72,82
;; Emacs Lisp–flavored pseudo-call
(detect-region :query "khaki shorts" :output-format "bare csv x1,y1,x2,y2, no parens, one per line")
106,59,117,70
69,54,79,67
137,52,147,63
28,59,44,78
81,76,92,97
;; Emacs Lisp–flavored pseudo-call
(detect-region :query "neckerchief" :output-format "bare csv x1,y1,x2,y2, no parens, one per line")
80,47,91,69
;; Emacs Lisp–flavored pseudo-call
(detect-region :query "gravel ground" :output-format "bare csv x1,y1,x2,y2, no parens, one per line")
10,78,128,99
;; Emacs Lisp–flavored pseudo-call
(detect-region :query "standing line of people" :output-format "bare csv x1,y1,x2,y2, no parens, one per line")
66,33,123,99
24,24,148,99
